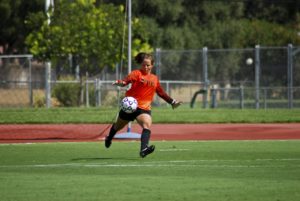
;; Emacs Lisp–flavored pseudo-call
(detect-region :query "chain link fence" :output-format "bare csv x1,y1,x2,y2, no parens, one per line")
0,55,45,108
1,44,300,109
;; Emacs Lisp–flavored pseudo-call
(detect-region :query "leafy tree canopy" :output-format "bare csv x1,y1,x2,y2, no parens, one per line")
0,0,44,54
25,0,152,71
107,0,300,49
1,0,299,61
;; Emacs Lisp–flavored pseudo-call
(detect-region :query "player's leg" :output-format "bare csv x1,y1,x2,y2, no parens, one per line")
105,116,129,148
136,113,155,157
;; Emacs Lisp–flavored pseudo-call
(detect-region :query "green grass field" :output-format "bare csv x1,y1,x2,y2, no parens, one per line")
1,107,300,201
1,141,300,201
1,107,300,123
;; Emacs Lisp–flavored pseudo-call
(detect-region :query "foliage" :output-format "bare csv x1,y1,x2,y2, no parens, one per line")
33,90,46,108
128,0,299,86
0,0,44,54
91,0,300,50
25,0,153,73
1,0,299,56
1,0,299,85
241,19,300,47
52,76,81,107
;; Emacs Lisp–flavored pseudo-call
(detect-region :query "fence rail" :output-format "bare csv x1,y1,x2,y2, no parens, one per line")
1,44,300,109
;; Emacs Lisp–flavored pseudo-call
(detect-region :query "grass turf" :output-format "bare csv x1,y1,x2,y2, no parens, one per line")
0,140,300,201
1,107,300,123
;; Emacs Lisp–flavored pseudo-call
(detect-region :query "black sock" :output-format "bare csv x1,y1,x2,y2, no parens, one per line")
141,128,151,150
107,124,117,140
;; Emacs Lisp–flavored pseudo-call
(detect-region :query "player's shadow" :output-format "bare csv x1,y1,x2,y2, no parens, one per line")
71,157,138,161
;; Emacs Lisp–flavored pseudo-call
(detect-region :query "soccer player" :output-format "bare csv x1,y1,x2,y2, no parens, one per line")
104,52,182,158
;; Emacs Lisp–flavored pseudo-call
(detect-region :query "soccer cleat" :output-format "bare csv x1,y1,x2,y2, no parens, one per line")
104,136,112,148
140,145,155,158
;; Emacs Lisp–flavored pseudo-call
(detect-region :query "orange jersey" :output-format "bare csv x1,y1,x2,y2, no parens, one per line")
122,70,173,110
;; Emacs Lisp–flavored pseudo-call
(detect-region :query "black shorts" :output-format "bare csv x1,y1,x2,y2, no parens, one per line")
119,107,151,121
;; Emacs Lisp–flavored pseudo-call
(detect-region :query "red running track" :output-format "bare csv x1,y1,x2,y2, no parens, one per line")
0,123,300,143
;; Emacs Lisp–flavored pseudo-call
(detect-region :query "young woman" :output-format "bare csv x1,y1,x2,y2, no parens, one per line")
105,52,182,158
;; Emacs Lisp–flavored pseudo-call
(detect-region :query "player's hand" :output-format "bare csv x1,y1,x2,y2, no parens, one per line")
112,80,126,87
171,100,182,109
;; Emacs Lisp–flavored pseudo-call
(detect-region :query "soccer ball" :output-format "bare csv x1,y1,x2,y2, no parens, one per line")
120,96,138,113
246,58,253,65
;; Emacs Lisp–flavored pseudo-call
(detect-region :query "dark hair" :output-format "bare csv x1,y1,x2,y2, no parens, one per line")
134,52,154,65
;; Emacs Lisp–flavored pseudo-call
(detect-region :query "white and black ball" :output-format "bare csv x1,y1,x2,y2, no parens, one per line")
120,96,138,114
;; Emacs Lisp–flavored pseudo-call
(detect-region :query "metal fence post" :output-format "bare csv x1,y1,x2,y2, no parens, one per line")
155,48,161,105
98,79,102,107
28,56,33,107
239,84,244,109
155,48,161,79
95,78,101,107
166,81,170,97
85,72,89,108
202,47,208,109
287,44,293,109
211,87,217,108
263,87,267,109
45,61,51,108
255,45,260,109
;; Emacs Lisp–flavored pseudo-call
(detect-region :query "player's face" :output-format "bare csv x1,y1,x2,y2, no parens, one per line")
141,59,153,74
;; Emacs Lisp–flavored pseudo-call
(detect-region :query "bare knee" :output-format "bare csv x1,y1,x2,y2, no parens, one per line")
136,114,152,130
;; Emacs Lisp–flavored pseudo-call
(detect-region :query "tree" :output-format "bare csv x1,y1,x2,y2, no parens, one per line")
0,0,44,54
241,19,300,47
125,0,300,85
244,0,299,25
25,0,152,73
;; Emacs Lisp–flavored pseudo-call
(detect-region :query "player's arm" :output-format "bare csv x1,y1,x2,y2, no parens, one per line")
156,83,182,109
112,71,137,87
112,79,127,87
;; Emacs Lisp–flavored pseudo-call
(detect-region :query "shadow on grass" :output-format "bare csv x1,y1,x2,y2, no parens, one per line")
71,157,138,161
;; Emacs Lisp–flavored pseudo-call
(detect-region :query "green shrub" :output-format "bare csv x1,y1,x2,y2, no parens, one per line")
52,76,81,107
33,90,45,108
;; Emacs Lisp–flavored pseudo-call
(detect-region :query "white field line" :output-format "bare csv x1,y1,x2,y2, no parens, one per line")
163,158,300,163
0,163,299,168
0,139,299,146
159,149,190,152
0,158,299,169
